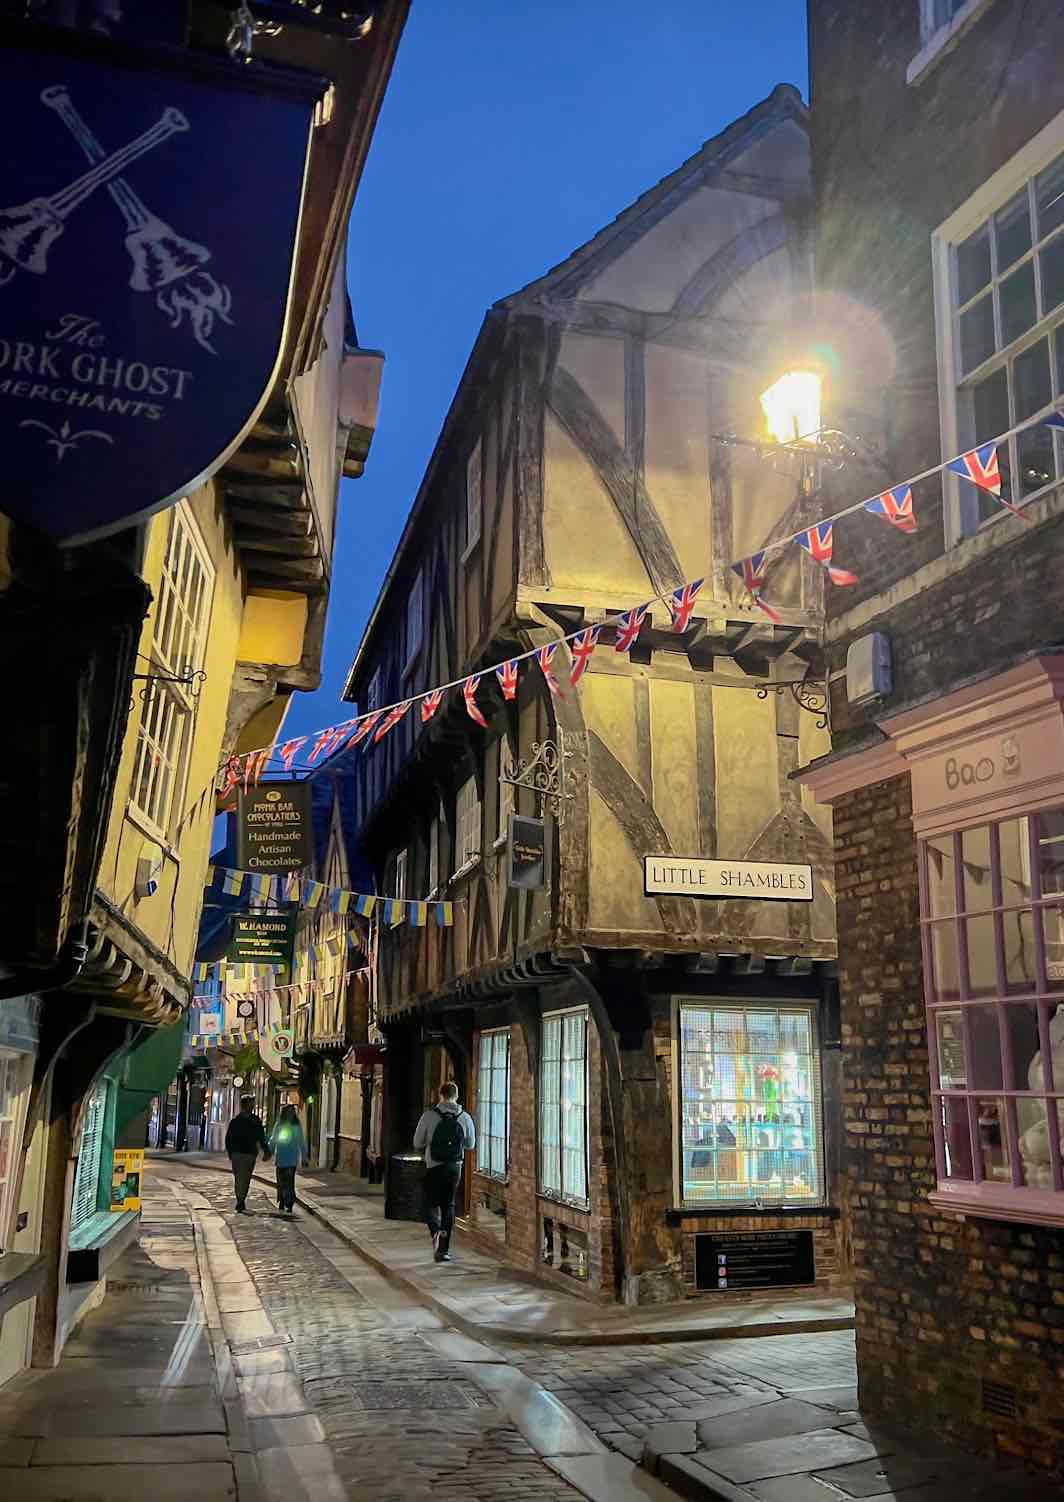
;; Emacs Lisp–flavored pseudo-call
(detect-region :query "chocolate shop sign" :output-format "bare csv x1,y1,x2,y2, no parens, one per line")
236,782,312,874
644,857,813,901
1,38,319,543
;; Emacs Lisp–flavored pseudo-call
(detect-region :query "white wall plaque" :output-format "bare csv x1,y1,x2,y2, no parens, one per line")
644,856,814,901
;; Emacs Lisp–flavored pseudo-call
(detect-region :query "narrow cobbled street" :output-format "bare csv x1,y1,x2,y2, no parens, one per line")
154,1159,640,1501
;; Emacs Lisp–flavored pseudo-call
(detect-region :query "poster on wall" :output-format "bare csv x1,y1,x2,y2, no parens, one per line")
236,782,312,873
1,38,320,543
110,1147,145,1213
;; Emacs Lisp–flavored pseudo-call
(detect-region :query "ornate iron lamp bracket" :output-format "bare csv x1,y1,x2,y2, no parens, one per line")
500,734,577,821
757,672,830,731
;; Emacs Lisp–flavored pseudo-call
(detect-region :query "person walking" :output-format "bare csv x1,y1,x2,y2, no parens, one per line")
413,1081,475,1263
224,1094,269,1213
268,1103,309,1214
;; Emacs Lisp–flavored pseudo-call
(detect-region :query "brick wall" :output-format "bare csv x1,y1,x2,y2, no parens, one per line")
462,1017,617,1301
836,771,1064,1471
808,0,1064,617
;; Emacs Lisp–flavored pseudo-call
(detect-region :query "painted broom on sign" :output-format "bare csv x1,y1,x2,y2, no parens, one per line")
40,87,233,353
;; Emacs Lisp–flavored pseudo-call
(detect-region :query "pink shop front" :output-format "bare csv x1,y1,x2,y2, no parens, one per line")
805,653,1064,1230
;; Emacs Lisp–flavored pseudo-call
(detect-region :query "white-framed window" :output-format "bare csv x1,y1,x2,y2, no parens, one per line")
907,0,996,86
477,1029,510,1179
391,848,407,927
463,438,482,559
934,114,1064,542
427,814,440,897
365,668,381,713
129,502,213,839
496,746,515,847
539,1008,588,1206
405,570,424,671
453,775,481,876
676,1000,824,1208
0,1050,31,1251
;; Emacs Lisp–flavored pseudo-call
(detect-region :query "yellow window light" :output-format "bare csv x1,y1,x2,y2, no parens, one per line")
760,371,822,446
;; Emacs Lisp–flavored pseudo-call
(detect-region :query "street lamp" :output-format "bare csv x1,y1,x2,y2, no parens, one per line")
759,370,822,446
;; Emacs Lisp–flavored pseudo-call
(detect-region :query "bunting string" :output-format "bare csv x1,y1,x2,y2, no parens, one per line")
204,864,455,928
216,404,1062,787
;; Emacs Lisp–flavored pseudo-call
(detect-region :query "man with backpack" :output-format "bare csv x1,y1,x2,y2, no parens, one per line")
413,1081,476,1263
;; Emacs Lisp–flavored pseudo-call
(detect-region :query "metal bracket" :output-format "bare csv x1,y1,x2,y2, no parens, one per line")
501,734,577,820
757,671,829,731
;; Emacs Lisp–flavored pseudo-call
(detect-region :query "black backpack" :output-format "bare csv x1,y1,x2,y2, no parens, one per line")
430,1108,465,1164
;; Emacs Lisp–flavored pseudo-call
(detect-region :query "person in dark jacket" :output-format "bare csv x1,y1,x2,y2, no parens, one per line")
224,1095,269,1212
412,1082,475,1263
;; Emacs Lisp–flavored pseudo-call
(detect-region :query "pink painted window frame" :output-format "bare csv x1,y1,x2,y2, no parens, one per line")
920,811,1064,1227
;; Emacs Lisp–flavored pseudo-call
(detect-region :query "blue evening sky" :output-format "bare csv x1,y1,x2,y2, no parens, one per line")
284,0,807,742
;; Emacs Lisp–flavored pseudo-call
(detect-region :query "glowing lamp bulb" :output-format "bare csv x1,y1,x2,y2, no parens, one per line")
760,371,822,445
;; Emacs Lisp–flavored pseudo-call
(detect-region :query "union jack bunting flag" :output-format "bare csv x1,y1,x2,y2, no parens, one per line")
669,578,704,633
613,603,648,653
730,552,781,623
1044,411,1064,430
420,689,444,723
307,724,341,763
347,711,382,747
463,675,488,727
865,484,917,534
947,441,1001,495
537,642,562,697
496,659,519,701
796,522,858,586
569,626,601,688
218,755,242,796
277,737,307,771
244,748,270,788
947,442,1029,520
372,700,412,744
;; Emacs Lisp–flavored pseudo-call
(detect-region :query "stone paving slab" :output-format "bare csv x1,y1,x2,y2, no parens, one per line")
32,1433,231,1466
7,1461,237,1500
688,1429,879,1486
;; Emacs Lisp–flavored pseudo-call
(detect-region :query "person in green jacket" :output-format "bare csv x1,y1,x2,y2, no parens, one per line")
268,1103,309,1214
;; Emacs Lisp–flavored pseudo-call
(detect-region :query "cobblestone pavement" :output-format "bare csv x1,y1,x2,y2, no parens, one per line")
161,1164,586,1502
504,1329,858,1460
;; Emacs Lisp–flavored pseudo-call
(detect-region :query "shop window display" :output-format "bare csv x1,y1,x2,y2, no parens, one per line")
922,810,1064,1214
677,1003,824,1206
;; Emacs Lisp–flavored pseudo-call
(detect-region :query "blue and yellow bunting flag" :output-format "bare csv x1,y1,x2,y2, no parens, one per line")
435,901,454,928
221,868,244,896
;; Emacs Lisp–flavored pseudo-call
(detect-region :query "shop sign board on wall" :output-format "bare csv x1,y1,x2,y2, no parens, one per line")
645,857,813,901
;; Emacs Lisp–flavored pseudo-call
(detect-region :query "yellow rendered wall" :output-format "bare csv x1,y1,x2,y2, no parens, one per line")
237,591,308,668
97,481,244,978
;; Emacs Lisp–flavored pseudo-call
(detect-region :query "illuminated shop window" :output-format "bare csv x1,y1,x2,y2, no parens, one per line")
677,1002,824,1207
922,811,1064,1216
476,1029,510,1180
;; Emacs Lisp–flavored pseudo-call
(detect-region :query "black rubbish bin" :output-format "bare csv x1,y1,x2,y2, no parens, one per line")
385,1152,425,1221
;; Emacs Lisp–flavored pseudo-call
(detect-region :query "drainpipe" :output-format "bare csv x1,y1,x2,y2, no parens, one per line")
331,1068,343,1172
0,919,90,1003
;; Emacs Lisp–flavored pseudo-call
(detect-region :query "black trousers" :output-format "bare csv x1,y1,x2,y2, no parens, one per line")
423,1163,462,1245
275,1165,297,1211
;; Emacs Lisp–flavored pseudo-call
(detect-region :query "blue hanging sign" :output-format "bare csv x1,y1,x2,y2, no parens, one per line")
0,40,318,543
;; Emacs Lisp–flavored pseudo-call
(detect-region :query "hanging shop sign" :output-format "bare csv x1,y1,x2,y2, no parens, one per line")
507,814,548,891
236,782,313,873
229,911,297,967
261,1028,294,1066
644,856,813,902
196,1008,222,1037
110,1147,145,1213
1,38,320,543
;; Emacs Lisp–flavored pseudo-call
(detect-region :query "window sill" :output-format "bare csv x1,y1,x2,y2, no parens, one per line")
667,1204,837,1226
450,856,481,884
930,1181,1064,1228
537,1190,591,1214
906,0,996,85
124,803,180,864
476,1169,510,1185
